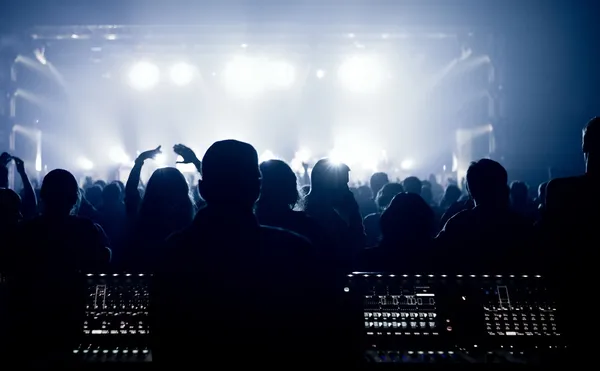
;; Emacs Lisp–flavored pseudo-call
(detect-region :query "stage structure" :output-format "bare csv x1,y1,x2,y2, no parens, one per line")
1,24,503,184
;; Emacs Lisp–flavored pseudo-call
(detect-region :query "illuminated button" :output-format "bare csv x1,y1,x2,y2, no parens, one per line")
429,322,436,328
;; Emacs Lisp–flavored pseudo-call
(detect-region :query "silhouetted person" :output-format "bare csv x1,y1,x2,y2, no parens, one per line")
510,181,536,222
125,146,194,270
153,140,344,366
5,169,111,365
436,159,533,272
363,182,404,246
98,182,126,251
403,176,422,195
255,159,329,250
304,159,366,268
439,184,462,211
544,117,600,271
0,188,21,270
428,174,444,203
359,192,435,272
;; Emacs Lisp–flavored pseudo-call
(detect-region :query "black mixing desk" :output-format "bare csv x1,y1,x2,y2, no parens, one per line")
74,273,152,362
344,272,566,364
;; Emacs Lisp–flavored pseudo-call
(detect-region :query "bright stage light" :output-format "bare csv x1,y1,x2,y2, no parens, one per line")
154,153,166,166
77,157,94,170
223,56,295,95
270,61,295,89
108,147,131,164
128,61,160,90
169,62,195,86
224,56,265,95
259,150,277,163
316,69,326,79
401,158,415,170
338,55,386,93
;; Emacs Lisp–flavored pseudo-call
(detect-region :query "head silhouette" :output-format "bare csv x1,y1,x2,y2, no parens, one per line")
258,159,299,209
40,169,79,215
466,159,508,206
370,172,389,196
309,158,350,200
380,192,435,245
138,167,194,237
421,185,433,205
509,181,529,205
440,184,462,208
102,183,121,205
375,182,404,211
402,176,422,195
200,140,261,210
0,188,21,223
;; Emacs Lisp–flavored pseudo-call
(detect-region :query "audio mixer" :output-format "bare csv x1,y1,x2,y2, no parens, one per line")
345,273,566,364
74,273,152,362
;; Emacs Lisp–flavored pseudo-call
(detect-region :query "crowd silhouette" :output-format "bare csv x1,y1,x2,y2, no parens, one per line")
1,116,598,364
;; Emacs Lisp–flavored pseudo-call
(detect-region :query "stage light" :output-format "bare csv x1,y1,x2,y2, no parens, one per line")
223,56,265,95
169,62,195,86
259,150,277,163
338,55,386,93
128,61,160,90
154,153,166,166
401,158,415,170
316,69,326,79
108,147,131,164
270,61,295,88
77,157,94,170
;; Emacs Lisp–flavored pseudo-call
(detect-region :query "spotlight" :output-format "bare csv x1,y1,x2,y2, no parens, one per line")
269,61,295,89
108,147,131,165
316,69,326,79
128,61,160,90
338,55,386,93
77,157,94,170
154,153,167,166
400,158,414,170
169,62,195,86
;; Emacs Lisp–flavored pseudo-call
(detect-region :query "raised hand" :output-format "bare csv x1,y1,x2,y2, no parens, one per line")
136,146,162,163
12,157,25,173
173,144,199,164
0,152,11,167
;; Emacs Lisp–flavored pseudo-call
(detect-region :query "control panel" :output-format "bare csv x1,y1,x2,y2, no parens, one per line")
75,273,152,362
345,273,565,364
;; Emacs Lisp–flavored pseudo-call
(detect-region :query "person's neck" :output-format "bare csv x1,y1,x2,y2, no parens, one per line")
474,199,509,209
256,200,290,213
42,209,71,218
586,153,600,176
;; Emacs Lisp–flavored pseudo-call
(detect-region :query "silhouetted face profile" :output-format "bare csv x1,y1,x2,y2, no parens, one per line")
199,139,261,210
40,169,79,215
583,117,600,167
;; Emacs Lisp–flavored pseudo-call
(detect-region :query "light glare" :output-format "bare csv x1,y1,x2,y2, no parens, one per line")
401,158,415,170
77,157,94,170
108,147,130,164
128,61,160,90
338,55,386,93
169,62,195,86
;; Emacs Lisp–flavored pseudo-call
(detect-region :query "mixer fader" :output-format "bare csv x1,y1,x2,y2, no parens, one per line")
76,273,152,362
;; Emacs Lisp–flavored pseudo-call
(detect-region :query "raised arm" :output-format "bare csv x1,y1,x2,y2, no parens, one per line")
12,157,37,219
0,152,11,188
125,146,162,217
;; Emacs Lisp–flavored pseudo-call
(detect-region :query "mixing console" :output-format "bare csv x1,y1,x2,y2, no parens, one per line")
345,273,566,364
75,273,152,362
